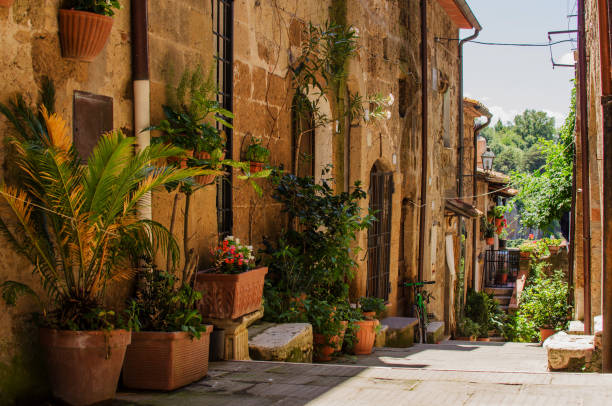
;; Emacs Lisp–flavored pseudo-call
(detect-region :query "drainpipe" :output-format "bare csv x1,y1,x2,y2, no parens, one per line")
132,0,152,221
577,0,592,334
417,0,428,283
471,114,491,292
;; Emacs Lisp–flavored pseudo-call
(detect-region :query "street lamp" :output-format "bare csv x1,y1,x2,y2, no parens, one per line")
481,147,495,172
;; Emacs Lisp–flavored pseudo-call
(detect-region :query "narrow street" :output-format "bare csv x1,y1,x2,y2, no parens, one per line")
115,342,612,405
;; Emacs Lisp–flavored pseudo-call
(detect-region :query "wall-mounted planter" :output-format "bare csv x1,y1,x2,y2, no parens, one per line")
59,9,113,62
195,267,268,319
194,151,218,185
122,327,213,391
0,0,15,7
39,328,131,406
249,161,265,173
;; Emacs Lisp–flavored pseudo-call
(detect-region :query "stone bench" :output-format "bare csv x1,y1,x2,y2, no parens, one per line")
380,317,418,347
426,321,445,344
543,332,600,372
248,323,313,363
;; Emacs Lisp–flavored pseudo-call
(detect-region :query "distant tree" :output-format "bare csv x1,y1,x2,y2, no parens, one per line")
494,119,504,132
513,109,555,147
521,145,546,173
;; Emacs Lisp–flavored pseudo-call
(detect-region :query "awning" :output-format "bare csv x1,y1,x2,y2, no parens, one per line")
445,199,482,218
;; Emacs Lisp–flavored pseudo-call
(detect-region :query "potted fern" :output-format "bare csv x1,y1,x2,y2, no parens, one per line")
0,110,202,405
59,0,121,61
245,138,270,173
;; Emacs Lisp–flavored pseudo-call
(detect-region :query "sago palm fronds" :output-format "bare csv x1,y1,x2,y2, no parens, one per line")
0,108,203,329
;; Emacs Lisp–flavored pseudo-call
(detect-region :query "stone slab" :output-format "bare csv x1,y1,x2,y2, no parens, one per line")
249,323,313,363
543,331,596,371
380,317,418,347
374,324,388,347
426,321,445,344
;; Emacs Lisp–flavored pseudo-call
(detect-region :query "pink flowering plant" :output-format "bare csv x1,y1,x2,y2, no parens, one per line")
213,236,256,274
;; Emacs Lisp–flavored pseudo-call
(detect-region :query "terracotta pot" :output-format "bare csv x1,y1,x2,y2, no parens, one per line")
495,218,503,228
39,328,131,406
195,267,268,319
0,0,15,7
520,251,531,259
500,273,508,284
353,320,378,355
314,333,340,362
454,336,470,341
477,337,490,342
540,328,556,342
362,311,376,320
193,151,216,185
122,327,213,390
469,336,477,342
548,245,560,255
59,9,113,62
167,149,194,169
486,237,494,245
250,161,265,173
334,321,349,352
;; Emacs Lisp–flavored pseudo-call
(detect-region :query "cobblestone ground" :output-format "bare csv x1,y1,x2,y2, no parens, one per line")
115,342,612,405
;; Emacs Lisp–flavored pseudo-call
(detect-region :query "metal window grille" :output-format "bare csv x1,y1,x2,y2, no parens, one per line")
483,250,520,288
213,0,234,236
367,166,394,300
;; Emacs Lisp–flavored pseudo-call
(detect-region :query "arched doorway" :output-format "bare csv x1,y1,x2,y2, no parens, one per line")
367,163,394,300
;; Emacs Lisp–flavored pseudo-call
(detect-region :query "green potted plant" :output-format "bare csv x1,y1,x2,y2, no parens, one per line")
543,237,562,255
195,236,268,319
0,110,201,405
518,241,538,259
351,305,379,355
245,138,270,173
122,269,213,391
149,65,233,185
483,220,496,245
305,299,344,361
358,296,386,320
519,270,571,343
455,318,480,341
59,0,121,61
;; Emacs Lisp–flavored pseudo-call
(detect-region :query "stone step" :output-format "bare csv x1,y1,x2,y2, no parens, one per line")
380,317,418,347
485,287,513,296
494,295,512,305
248,323,313,363
426,321,445,344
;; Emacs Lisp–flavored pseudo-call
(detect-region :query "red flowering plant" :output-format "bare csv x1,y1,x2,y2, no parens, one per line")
212,236,256,274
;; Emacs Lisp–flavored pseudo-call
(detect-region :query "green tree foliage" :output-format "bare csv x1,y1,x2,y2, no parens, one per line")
513,109,556,145
509,85,575,230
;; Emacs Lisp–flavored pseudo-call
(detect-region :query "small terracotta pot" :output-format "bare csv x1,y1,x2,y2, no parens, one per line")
314,333,340,362
362,311,376,320
167,149,194,169
122,327,213,390
520,251,531,259
500,273,508,284
540,328,556,343
195,267,268,319
250,161,265,173
0,0,15,7
495,218,503,228
353,320,378,355
59,9,114,62
477,337,490,342
39,328,131,406
548,245,560,255
454,336,470,341
486,237,494,245
469,336,477,342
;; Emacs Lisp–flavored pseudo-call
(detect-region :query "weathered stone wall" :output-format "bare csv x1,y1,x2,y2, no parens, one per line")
0,1,133,403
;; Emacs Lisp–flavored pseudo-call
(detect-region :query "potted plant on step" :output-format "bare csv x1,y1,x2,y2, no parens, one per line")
59,0,120,61
359,296,386,320
519,270,571,343
149,65,233,185
245,138,270,173
122,269,213,390
455,318,480,341
195,236,268,319
351,306,379,355
0,110,201,405
307,299,344,361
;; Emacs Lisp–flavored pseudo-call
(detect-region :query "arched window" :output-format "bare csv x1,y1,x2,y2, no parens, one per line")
292,93,315,178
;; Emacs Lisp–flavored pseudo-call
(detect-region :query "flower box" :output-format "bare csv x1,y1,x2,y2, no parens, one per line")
195,267,268,319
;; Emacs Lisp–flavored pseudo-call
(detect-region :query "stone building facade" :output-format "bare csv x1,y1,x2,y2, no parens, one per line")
0,0,482,402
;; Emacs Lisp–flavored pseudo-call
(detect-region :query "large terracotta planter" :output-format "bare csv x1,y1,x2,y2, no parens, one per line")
353,320,378,355
195,267,268,319
314,333,340,361
59,9,113,62
39,328,131,406
0,0,15,7
122,326,213,390
540,328,556,343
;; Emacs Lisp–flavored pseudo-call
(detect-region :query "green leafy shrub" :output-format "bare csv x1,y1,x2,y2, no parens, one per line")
358,297,386,317
465,290,505,337
66,0,121,17
456,318,481,338
245,139,270,163
519,269,571,330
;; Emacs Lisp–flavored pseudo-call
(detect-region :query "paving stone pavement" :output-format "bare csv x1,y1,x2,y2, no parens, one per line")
115,342,612,405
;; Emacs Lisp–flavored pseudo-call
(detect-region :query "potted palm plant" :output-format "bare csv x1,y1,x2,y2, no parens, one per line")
122,269,213,391
245,138,270,173
0,110,201,405
59,0,120,61
149,65,233,185
195,236,268,319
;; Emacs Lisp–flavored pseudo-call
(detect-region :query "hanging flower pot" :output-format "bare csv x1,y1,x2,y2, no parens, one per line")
250,161,265,173
59,10,114,62
0,0,15,7
167,149,194,169
194,151,224,186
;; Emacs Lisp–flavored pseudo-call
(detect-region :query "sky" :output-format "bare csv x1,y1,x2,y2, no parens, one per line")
462,0,577,127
